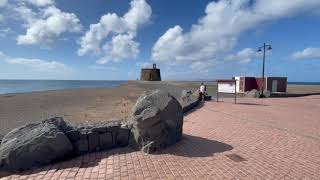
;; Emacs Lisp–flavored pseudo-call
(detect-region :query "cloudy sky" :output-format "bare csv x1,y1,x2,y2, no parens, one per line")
0,0,319,81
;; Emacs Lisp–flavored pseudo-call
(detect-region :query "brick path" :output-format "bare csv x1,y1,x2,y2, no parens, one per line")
3,96,320,180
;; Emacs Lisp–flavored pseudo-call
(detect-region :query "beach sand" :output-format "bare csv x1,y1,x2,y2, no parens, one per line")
0,81,319,137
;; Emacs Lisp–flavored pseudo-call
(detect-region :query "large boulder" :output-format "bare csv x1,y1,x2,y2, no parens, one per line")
127,90,183,153
246,89,272,98
0,117,73,173
246,89,260,98
263,90,272,98
179,90,200,113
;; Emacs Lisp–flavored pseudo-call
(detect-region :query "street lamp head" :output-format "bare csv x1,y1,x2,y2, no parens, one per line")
257,48,262,52
267,46,272,50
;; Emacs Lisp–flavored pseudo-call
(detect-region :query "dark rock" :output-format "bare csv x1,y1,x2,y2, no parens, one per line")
41,117,68,132
99,132,113,150
246,89,260,98
91,124,107,133
88,133,100,152
106,121,120,147
66,129,80,143
246,89,272,98
117,126,130,147
0,117,73,172
179,90,199,113
263,90,272,98
75,133,88,154
127,90,183,153
72,122,123,153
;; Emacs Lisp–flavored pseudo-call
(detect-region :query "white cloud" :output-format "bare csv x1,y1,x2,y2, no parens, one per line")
136,61,152,68
16,6,82,46
7,58,68,73
292,48,320,60
0,0,7,7
77,13,126,56
88,65,117,71
78,0,151,64
162,67,210,80
1,0,82,46
0,27,11,38
97,34,139,64
190,61,211,73
225,48,257,63
27,0,54,7
122,0,152,31
13,5,38,25
152,0,320,70
0,51,70,73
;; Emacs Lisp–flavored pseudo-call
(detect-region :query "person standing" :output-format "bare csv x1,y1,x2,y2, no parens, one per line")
199,83,205,101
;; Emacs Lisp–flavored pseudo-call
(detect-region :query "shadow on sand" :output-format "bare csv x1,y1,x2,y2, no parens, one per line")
157,134,233,158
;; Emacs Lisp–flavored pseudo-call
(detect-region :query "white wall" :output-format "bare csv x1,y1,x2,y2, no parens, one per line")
218,82,236,93
234,77,240,93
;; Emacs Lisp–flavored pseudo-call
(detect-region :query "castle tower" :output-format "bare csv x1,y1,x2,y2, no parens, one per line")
140,64,161,81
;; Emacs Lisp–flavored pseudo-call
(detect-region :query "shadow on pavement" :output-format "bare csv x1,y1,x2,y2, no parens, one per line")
271,93,320,98
236,102,268,106
2,147,135,178
183,101,204,116
159,134,233,157
4,134,233,178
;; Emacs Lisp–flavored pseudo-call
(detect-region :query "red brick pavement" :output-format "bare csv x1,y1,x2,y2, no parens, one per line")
3,96,320,180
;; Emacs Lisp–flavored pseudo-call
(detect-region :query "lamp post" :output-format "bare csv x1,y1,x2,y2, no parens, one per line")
257,43,272,98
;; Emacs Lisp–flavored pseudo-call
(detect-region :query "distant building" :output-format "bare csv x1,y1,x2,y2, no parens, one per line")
234,76,287,93
140,64,161,81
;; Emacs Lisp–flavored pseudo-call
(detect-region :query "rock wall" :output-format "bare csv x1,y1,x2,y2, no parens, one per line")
66,122,131,155
0,118,131,174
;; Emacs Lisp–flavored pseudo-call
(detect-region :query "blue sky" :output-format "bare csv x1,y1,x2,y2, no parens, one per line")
0,0,320,81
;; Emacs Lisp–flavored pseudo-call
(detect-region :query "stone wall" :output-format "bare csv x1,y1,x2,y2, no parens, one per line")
65,122,131,155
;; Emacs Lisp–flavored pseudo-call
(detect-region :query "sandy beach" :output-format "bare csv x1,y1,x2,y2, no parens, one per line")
0,81,320,138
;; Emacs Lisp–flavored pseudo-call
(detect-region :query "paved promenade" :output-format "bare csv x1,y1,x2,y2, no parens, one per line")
3,96,320,180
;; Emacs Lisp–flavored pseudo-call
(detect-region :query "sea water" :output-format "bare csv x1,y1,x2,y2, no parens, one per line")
0,80,127,94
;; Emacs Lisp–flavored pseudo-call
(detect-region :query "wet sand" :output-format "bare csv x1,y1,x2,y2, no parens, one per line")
0,81,319,137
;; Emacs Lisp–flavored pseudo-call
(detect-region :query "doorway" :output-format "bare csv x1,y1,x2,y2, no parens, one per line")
272,80,278,92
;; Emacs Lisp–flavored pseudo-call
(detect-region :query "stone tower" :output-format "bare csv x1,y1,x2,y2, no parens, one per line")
140,64,161,81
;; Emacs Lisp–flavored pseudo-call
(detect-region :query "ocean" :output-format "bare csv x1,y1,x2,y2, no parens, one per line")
0,80,127,94
288,82,320,85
